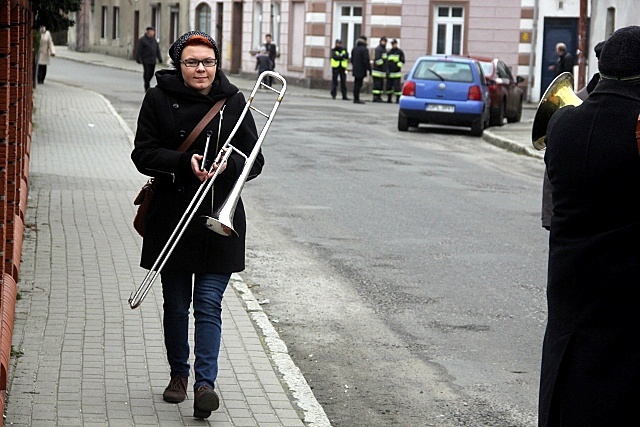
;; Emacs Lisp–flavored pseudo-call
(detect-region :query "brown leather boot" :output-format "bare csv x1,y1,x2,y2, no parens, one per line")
193,385,219,419
163,376,187,403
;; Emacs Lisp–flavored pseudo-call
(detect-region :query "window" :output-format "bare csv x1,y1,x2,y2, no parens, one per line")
152,6,161,40
334,3,363,53
101,6,108,39
170,7,179,43
112,7,119,39
195,3,211,34
289,1,304,67
433,6,465,55
413,59,473,82
605,7,615,38
253,1,262,50
270,1,281,46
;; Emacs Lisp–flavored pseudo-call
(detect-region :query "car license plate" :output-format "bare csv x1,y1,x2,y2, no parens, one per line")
427,104,455,113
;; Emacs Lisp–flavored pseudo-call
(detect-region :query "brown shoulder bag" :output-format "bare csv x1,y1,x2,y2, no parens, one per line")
133,98,226,237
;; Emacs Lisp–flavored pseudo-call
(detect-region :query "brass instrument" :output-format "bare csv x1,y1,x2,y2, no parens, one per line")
531,72,583,150
129,71,287,309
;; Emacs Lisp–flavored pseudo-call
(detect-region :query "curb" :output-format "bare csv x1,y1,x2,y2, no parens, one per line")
482,129,544,159
230,275,332,427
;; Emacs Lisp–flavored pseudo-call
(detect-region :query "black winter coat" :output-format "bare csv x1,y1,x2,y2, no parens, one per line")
131,68,262,273
351,42,371,79
539,78,640,426
136,35,163,65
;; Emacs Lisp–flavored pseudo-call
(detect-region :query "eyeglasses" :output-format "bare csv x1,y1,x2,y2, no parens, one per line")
180,58,218,68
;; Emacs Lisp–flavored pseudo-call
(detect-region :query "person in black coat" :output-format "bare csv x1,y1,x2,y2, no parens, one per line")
549,42,575,77
351,37,371,104
262,33,278,86
131,31,263,420
136,26,164,91
539,25,640,426
542,40,605,229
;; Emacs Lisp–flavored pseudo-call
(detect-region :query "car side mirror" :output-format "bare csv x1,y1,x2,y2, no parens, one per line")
486,79,496,86
403,73,409,80
516,76,525,84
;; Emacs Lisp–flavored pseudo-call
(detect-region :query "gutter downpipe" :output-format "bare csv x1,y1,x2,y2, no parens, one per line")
527,0,540,103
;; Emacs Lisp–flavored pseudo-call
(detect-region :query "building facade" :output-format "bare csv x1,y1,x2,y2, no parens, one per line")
71,0,537,93
69,0,191,63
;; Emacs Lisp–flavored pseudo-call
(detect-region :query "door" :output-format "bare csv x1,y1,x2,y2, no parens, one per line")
541,17,578,97
231,1,243,74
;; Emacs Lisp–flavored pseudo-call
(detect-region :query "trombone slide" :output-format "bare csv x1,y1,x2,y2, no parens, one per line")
128,71,287,309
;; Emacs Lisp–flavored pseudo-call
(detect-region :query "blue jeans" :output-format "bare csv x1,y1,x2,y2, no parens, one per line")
161,272,231,390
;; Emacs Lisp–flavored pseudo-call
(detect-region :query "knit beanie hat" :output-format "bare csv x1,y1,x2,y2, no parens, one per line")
599,26,640,81
169,31,220,66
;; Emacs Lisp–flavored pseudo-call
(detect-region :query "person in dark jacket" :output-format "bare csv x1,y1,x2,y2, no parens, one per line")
351,37,371,104
371,36,388,102
548,42,574,77
330,38,350,100
255,47,273,77
386,39,405,103
539,25,640,427
542,40,605,230
575,40,604,100
136,26,164,91
262,33,278,87
131,30,263,420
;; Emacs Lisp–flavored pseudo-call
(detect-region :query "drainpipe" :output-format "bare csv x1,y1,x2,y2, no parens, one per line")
527,0,539,103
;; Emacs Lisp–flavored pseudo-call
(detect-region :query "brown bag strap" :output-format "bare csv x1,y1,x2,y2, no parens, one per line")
177,98,227,152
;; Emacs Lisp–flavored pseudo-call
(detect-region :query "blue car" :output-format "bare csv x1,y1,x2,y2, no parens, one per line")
398,56,491,136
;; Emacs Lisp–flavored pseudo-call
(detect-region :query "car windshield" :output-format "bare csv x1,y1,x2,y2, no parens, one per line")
413,60,475,82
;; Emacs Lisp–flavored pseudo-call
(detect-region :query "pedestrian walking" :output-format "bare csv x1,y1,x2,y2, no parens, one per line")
539,25,640,426
136,26,163,91
351,37,371,104
262,33,278,87
255,47,274,78
548,42,575,78
330,38,350,100
386,39,405,103
131,30,263,420
371,36,388,102
37,25,56,84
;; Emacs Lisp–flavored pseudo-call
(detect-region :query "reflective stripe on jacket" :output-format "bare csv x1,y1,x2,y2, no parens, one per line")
331,47,349,69
387,48,405,79
373,44,388,74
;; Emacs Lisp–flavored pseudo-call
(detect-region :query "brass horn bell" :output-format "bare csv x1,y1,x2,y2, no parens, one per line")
531,72,583,150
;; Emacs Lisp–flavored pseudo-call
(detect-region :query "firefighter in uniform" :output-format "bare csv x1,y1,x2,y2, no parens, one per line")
330,38,350,100
371,36,388,102
386,39,405,103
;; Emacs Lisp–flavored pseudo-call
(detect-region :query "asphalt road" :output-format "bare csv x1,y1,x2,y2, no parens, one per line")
47,58,547,427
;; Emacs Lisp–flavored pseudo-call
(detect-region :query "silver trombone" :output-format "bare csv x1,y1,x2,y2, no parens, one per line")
129,71,287,309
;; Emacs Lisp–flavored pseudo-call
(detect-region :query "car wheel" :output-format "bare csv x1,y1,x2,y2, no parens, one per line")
398,112,409,131
507,97,523,123
470,117,484,137
490,101,505,127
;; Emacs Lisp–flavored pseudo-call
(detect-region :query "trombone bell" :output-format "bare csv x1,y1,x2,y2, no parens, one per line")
203,215,236,236
531,72,583,150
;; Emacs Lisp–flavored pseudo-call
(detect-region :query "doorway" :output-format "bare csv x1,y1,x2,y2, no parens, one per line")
541,17,579,97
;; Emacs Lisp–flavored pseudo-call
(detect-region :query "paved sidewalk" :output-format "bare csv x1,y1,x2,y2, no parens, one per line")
6,80,330,426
